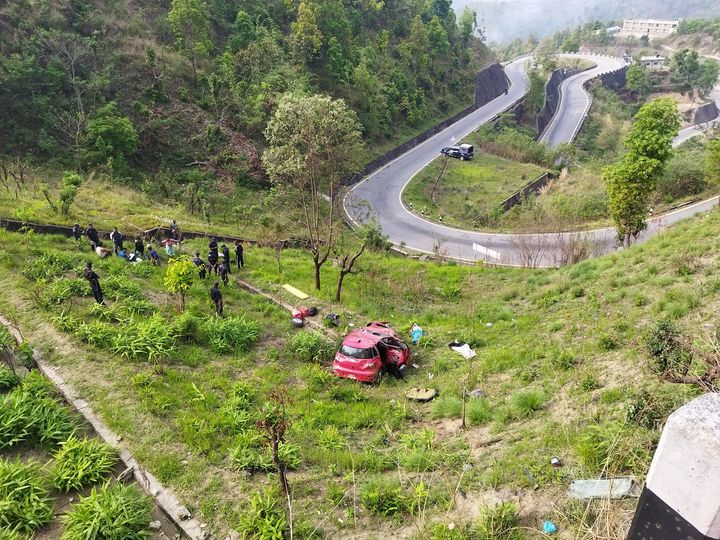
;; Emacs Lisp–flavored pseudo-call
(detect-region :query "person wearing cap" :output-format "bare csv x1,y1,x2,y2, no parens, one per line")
221,244,231,273
207,249,219,275
210,281,223,316
192,251,207,279
110,227,124,255
83,261,104,305
218,259,230,286
208,237,218,254
85,223,100,249
134,237,145,256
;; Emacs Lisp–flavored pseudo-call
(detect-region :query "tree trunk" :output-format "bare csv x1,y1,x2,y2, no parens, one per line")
335,272,345,302
191,55,198,86
272,435,289,498
313,257,321,290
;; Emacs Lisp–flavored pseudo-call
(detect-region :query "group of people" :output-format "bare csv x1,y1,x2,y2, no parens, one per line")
78,225,244,317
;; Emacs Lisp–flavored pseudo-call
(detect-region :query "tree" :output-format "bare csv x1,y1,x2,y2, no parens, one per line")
698,59,720,96
163,255,196,311
83,102,138,174
263,93,364,290
561,36,580,53
669,49,718,96
603,98,680,245
257,388,292,500
168,0,212,84
706,139,720,186
458,7,477,43
291,1,323,62
334,238,366,302
326,36,346,84
427,16,450,55
228,10,254,51
351,59,389,138
59,171,83,215
626,64,651,97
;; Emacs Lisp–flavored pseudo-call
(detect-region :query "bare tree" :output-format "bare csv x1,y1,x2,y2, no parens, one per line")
334,241,366,302
257,388,292,503
509,233,549,268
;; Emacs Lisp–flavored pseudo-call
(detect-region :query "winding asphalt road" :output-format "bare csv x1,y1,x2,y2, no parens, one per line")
344,53,720,267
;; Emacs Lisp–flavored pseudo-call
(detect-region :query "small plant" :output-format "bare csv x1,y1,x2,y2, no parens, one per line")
466,398,493,425
580,374,601,392
430,396,462,419
317,426,346,450
553,350,578,370
473,502,522,540
286,331,334,363
237,487,288,540
163,255,196,310
0,458,53,535
0,366,19,392
52,436,118,491
625,390,674,430
646,320,690,374
510,390,545,417
575,424,622,473
202,316,261,354
597,333,619,351
61,483,151,540
360,479,409,517
112,315,177,361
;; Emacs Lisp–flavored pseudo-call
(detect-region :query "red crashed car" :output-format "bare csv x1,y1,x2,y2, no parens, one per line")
333,322,411,383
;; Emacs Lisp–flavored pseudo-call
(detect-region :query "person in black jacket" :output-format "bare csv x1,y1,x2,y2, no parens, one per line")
234,240,244,269
210,281,223,316
134,237,145,256
84,262,105,305
218,260,230,286
208,237,218,254
86,223,100,250
221,244,231,273
110,227,124,254
72,224,83,250
192,252,207,279
207,249,219,275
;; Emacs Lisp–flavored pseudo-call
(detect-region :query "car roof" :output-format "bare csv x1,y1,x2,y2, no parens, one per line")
342,329,381,348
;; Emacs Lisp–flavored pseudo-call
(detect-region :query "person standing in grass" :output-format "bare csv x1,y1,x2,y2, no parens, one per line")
207,249,219,276
84,262,105,305
221,244,231,273
110,227,124,255
193,251,207,279
72,224,83,250
134,237,144,257
85,223,100,250
170,219,179,240
210,281,223,316
234,240,244,269
219,259,230,286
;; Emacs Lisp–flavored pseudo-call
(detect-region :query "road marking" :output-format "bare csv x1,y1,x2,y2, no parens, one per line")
473,243,501,260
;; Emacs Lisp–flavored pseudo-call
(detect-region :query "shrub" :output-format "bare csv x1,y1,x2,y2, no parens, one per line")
625,390,674,430
473,502,522,540
317,426,346,450
61,483,151,540
102,275,142,301
171,311,203,343
286,331,334,363
580,374,601,391
0,366,19,392
112,315,177,361
41,278,90,305
73,321,118,348
202,316,261,354
52,437,118,491
230,431,301,473
646,320,691,373
510,390,545,417
360,480,409,517
430,396,462,419
467,398,493,425
237,488,287,540
23,252,77,281
0,458,53,535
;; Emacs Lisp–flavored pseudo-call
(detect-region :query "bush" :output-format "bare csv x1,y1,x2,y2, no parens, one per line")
360,480,409,517
61,483,151,540
467,398,493,425
171,312,202,343
237,488,287,540
23,252,77,281
0,458,53,535
286,331,335,363
510,390,545,417
52,437,118,491
202,316,261,354
646,320,691,374
430,396,462,419
102,275,142,301
0,367,19,392
473,502,522,540
112,315,177,361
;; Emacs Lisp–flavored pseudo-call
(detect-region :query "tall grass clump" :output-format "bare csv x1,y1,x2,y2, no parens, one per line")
202,316,261,354
360,479,409,517
286,331,335,363
23,252,77,281
0,366,20,392
0,458,53,535
473,502,523,540
237,488,288,539
510,390,545,417
61,483,151,540
112,315,177,361
467,398,493,425
52,437,118,491
430,396,462,419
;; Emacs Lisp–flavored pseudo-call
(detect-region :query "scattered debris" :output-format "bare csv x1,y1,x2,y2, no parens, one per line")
485,322,493,328
463,463,473,472
291,317,304,328
448,341,477,359
543,520,557,534
412,363,420,369
569,478,641,499
428,372,434,380
523,467,539,490
282,284,309,299
410,323,424,344
550,457,562,468
178,507,192,520
325,313,341,327
468,388,485,399
405,388,439,402
149,521,162,530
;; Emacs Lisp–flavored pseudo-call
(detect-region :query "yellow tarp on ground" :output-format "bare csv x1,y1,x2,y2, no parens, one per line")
282,284,309,300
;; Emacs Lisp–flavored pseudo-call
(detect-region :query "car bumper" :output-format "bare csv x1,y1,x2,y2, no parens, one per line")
332,361,381,383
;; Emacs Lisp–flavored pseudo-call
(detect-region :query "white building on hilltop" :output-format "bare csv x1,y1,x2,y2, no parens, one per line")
621,18,682,37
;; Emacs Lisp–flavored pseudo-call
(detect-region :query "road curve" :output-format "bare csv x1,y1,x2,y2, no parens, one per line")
344,54,719,267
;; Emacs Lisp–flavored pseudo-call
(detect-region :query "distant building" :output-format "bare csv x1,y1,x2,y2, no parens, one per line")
639,54,668,70
621,18,682,37
606,26,622,35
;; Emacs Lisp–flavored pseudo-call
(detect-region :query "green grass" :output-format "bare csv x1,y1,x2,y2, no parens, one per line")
0,458,53,535
51,436,118,491
403,150,547,228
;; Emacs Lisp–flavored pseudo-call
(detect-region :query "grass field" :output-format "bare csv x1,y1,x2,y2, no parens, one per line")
1,203,720,536
402,150,547,228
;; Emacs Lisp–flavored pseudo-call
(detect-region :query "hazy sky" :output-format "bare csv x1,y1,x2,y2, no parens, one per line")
451,0,720,42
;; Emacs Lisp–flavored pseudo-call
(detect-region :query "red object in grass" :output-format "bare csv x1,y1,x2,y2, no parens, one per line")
333,322,411,383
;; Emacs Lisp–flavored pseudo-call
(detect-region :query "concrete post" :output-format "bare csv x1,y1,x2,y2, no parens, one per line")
628,393,720,540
